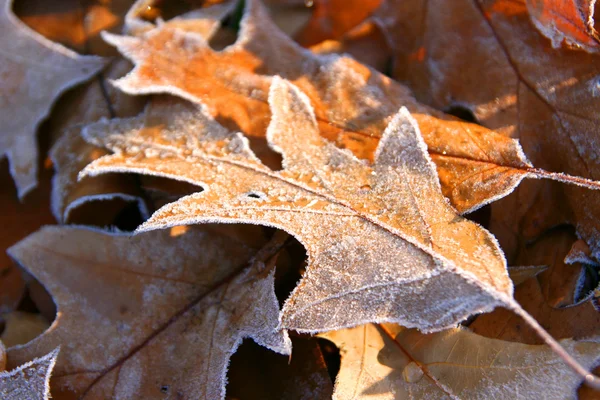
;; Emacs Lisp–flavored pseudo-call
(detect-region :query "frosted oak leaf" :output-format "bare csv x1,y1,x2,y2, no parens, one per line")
7,226,290,399
321,324,600,400
103,0,600,215
82,78,514,333
0,0,105,197
81,78,600,387
0,347,59,400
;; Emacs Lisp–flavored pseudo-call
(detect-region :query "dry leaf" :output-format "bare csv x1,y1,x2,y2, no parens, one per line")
227,337,334,399
1,340,5,371
513,227,587,307
321,323,600,399
0,155,55,313
527,0,600,52
294,0,382,46
81,79,516,334
123,0,237,37
49,60,148,224
507,265,548,286
7,225,290,399
0,312,50,348
0,348,59,400
102,0,600,218
14,0,134,56
470,276,600,344
0,0,105,197
364,0,600,260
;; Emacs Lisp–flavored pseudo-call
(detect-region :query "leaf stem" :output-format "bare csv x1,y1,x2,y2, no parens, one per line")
506,299,600,390
530,168,600,191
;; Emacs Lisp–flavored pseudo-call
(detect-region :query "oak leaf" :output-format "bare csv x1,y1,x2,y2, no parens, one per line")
0,347,59,400
366,0,600,260
82,78,515,334
0,0,105,197
7,225,290,399
49,60,148,224
321,323,600,400
101,0,600,214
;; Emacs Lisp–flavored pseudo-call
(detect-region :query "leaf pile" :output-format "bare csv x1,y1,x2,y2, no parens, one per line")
2,0,600,399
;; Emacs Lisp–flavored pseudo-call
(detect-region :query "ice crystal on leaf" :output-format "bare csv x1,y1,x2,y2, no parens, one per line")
0,347,59,400
82,78,514,334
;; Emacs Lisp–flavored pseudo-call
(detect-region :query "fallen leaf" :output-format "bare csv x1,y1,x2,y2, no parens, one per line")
470,276,600,344
367,0,600,260
81,79,515,334
123,0,237,37
15,0,136,56
0,0,105,197
0,340,5,370
7,225,290,399
0,348,59,400
102,0,600,217
0,312,50,348
0,154,54,313
526,0,600,52
321,323,600,399
294,0,382,47
514,227,587,307
49,60,148,224
227,337,334,399
507,265,548,286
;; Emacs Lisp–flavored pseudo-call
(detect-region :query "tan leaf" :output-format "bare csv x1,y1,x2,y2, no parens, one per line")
526,0,600,53
7,225,290,399
321,323,600,400
81,79,515,334
0,0,105,197
101,0,600,214
0,348,59,400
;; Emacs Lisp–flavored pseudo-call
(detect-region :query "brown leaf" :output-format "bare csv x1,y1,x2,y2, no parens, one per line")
81,80,515,334
123,0,237,37
514,227,587,307
470,276,600,344
0,0,105,197
102,0,600,216
294,0,382,47
15,0,136,56
49,60,148,224
0,156,54,314
321,323,600,399
1,340,5,370
507,265,548,286
368,0,600,260
0,312,50,348
226,337,334,399
526,0,600,52
0,348,59,400
7,225,290,399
